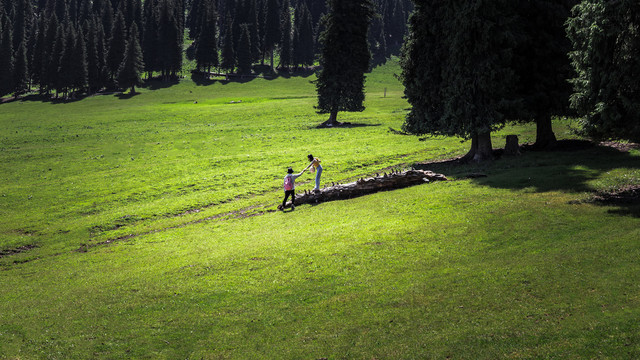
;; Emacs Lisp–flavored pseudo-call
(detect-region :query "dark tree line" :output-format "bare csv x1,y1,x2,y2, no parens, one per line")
0,0,186,98
0,0,410,98
184,0,409,74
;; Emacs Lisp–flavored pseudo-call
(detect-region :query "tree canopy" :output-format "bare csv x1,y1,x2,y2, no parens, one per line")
315,0,374,127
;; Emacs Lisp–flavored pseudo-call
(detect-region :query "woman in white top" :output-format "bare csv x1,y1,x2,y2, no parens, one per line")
304,154,322,191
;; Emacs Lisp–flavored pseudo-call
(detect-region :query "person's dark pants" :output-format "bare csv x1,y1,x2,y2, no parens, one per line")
282,190,295,208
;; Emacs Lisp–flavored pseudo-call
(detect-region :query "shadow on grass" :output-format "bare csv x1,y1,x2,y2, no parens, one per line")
308,122,382,130
144,78,180,90
418,140,640,217
115,92,142,100
2,93,90,104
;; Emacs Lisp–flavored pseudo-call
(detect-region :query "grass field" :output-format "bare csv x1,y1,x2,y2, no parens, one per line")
1,61,639,359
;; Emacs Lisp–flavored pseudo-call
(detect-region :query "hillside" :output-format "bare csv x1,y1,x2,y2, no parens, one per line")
1,61,639,359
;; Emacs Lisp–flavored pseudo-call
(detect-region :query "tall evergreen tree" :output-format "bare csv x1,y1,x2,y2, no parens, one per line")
0,15,15,98
236,23,252,74
387,0,405,53
368,12,386,67
297,2,314,66
247,0,261,62
142,0,159,78
78,0,93,24
315,0,374,127
58,25,77,97
509,0,577,149
100,0,114,45
86,18,102,92
40,12,59,95
399,0,518,162
157,0,183,79
117,22,144,92
13,35,29,97
12,0,33,54
107,9,127,80
50,24,66,97
279,0,292,69
194,0,219,73
71,26,89,95
221,14,235,72
567,0,640,141
28,15,44,88
262,0,280,70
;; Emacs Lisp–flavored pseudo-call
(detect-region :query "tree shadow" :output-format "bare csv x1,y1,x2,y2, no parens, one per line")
144,78,180,91
115,91,141,100
1,93,91,104
418,140,640,218
309,122,382,130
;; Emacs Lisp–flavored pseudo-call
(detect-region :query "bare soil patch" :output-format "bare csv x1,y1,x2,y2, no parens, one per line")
0,244,38,259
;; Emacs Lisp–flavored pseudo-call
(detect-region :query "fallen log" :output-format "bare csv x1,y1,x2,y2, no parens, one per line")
279,169,447,209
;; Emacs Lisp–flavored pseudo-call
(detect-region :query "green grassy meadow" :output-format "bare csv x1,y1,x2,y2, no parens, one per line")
1,61,640,359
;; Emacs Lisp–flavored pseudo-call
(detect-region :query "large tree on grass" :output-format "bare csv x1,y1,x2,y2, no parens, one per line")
510,0,577,150
566,0,640,142
399,0,518,162
315,0,374,127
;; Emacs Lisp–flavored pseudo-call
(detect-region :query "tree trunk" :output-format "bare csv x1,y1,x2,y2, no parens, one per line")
473,131,493,162
533,113,557,150
130,85,135,94
460,135,478,163
318,110,340,127
270,49,274,71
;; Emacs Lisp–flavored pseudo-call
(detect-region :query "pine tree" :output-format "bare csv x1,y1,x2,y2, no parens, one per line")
368,13,386,67
237,23,252,74
221,14,235,72
0,15,15,98
509,0,577,149
142,0,159,77
194,0,219,73
247,0,261,62
279,0,292,69
71,26,89,95
50,24,66,97
107,9,126,80
26,15,40,89
12,0,33,54
100,0,114,45
157,0,182,79
187,0,202,39
299,2,315,67
117,22,144,92
58,25,77,97
567,0,640,141
13,35,29,97
292,3,302,67
54,0,69,23
315,0,374,127
78,0,93,24
86,18,102,92
40,12,59,95
262,0,280,70
387,0,405,53
399,0,518,162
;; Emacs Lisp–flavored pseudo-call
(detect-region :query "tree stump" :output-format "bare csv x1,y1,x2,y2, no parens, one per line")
504,135,520,156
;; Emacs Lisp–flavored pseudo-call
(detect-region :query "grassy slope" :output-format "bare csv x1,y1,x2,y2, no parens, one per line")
1,61,639,359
